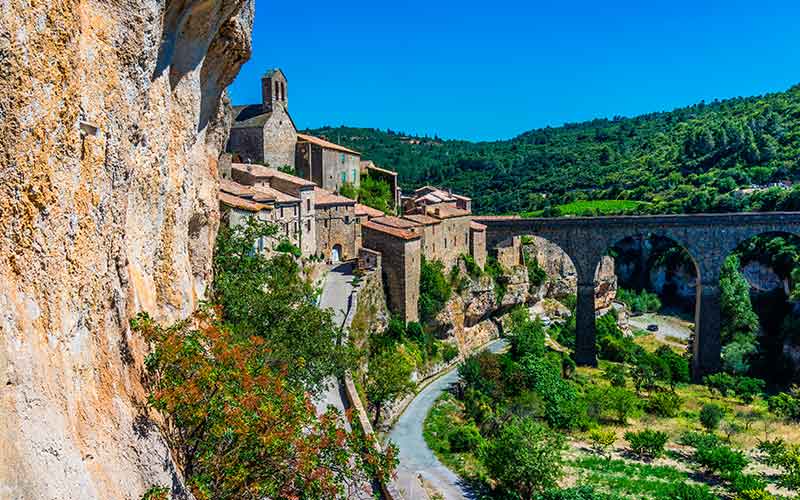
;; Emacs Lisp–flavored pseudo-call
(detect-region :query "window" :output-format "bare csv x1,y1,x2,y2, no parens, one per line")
444,238,447,249
274,81,279,100
294,206,297,216
339,153,345,163
340,172,346,183
280,207,284,218
344,215,350,224
306,199,311,211
294,222,298,233
306,219,311,231
351,168,356,181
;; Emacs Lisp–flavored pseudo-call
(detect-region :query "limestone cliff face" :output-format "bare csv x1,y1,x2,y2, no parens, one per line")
524,237,617,309
0,1,253,498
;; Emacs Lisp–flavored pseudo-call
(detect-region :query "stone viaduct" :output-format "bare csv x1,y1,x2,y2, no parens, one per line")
474,212,800,379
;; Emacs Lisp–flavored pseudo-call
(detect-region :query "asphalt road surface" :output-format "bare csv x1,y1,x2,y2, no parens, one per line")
388,338,508,500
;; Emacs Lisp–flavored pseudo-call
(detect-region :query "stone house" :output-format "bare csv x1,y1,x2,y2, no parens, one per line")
403,185,471,214
228,163,317,257
362,220,421,323
295,133,361,193
314,188,361,263
358,187,486,322
227,68,297,169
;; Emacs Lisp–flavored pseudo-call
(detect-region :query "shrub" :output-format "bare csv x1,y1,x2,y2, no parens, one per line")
647,391,683,418
524,249,548,289
602,363,627,388
419,257,452,322
695,445,748,476
479,417,566,497
588,428,616,459
700,403,727,432
520,355,587,430
606,387,640,424
654,345,690,386
735,491,776,500
768,390,800,420
460,253,483,278
705,372,737,397
735,376,766,404
275,239,301,257
660,483,718,500
728,473,767,494
441,343,460,363
624,429,668,459
617,288,662,313
680,431,721,450
534,486,610,500
448,423,482,452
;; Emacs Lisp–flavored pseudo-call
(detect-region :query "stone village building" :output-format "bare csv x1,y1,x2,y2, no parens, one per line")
221,67,489,323
227,69,296,169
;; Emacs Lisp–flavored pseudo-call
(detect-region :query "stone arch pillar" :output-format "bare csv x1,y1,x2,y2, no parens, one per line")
572,250,604,367
690,251,724,381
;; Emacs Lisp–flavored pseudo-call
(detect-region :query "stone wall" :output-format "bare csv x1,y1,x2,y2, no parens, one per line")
0,1,254,497
261,104,296,170
320,148,360,192
471,227,487,269
316,204,360,262
426,216,472,270
496,236,522,269
362,226,420,322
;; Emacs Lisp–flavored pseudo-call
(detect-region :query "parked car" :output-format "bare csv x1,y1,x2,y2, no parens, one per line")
647,324,659,332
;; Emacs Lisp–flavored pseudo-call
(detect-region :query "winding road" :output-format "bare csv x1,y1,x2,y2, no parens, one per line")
388,338,508,500
314,262,355,428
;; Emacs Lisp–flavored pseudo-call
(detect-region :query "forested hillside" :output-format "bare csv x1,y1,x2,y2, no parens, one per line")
306,84,800,215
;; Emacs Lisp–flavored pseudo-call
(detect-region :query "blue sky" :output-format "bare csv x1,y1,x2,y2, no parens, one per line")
227,0,800,141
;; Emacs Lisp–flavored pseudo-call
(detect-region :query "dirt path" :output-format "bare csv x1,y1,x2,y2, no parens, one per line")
629,312,693,346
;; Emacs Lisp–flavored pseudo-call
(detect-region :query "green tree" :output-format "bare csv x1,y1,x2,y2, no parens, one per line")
480,417,566,497
419,257,452,322
700,403,727,432
212,218,352,395
365,347,415,425
132,309,396,500
719,255,759,352
358,175,393,213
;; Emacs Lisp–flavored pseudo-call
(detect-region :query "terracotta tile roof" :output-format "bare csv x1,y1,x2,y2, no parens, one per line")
219,192,267,212
355,203,384,218
232,163,315,187
403,214,441,226
360,160,398,177
220,178,255,197
372,215,419,229
426,203,471,219
453,193,472,201
363,220,419,241
254,185,299,204
297,133,359,155
314,187,356,206
470,221,487,231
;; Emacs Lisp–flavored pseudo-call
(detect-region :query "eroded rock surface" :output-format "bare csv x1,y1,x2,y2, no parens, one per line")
0,1,253,498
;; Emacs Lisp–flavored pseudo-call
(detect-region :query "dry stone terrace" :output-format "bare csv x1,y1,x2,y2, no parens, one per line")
475,212,800,379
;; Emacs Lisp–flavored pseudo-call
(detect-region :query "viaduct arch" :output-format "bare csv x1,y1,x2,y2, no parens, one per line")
473,212,800,379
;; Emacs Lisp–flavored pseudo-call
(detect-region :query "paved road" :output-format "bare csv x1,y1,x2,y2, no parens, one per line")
388,339,508,500
314,263,355,426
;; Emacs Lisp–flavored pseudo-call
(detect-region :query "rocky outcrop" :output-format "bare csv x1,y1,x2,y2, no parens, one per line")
0,2,253,498
524,237,617,309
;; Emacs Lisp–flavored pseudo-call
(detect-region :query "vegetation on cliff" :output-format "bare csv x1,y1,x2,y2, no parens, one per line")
306,84,800,216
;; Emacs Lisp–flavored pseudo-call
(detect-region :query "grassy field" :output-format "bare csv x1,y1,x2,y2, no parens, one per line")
522,199,649,217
